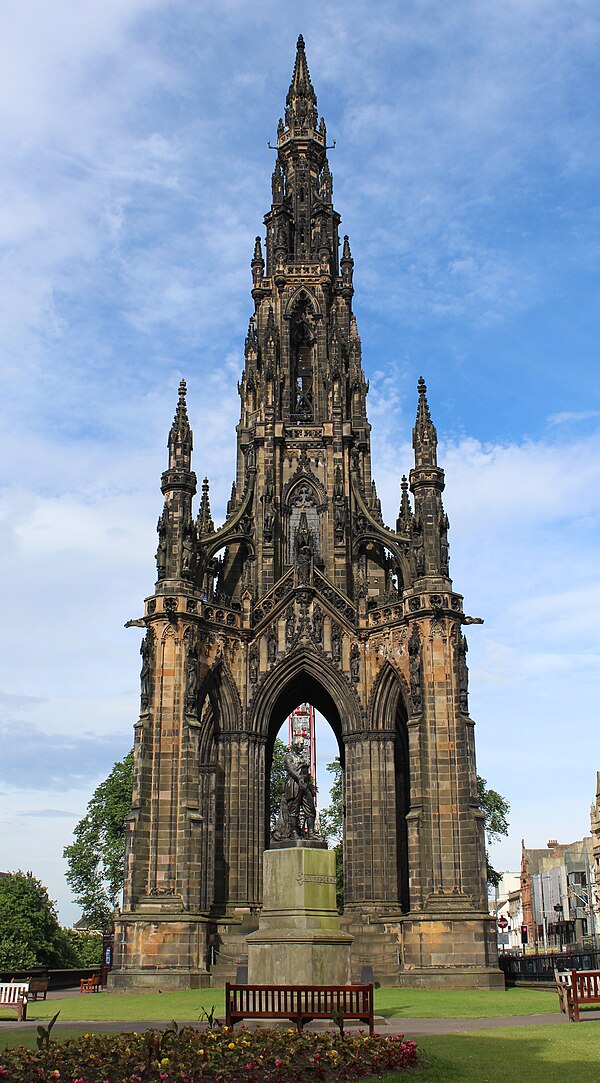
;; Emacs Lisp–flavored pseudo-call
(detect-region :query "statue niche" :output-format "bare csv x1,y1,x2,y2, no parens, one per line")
287,480,322,569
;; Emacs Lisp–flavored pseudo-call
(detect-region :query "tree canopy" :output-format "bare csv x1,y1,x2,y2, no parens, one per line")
0,871,75,969
478,775,511,888
64,750,134,932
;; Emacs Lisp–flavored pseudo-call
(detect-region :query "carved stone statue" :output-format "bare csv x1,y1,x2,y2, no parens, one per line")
331,622,341,663
271,737,322,844
350,643,360,684
457,632,469,713
312,603,323,643
140,630,153,711
285,605,296,646
409,625,422,712
185,634,199,714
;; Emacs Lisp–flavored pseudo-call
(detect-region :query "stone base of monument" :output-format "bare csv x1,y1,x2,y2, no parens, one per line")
247,846,353,986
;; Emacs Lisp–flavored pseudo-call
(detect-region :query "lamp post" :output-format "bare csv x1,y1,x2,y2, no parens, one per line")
554,903,564,953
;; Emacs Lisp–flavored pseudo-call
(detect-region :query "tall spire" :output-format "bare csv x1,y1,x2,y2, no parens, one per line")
412,376,438,468
197,477,215,535
285,35,318,131
168,378,193,470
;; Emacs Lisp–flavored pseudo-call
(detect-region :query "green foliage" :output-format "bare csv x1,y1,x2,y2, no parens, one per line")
63,750,134,931
318,757,343,844
318,758,344,912
0,871,74,968
60,929,102,967
36,1010,60,1051
477,775,511,888
268,737,288,830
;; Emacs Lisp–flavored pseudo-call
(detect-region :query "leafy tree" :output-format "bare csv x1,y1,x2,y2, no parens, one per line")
61,929,103,967
478,775,510,888
269,737,289,830
64,751,134,932
318,758,343,844
0,871,76,968
318,758,344,913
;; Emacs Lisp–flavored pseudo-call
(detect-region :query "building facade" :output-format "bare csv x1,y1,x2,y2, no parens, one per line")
111,37,500,990
521,836,598,951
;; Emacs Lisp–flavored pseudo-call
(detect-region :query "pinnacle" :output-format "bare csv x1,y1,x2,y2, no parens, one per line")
178,378,187,400
286,33,317,115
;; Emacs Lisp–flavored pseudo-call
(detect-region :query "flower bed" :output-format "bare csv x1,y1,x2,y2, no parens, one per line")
0,1025,419,1082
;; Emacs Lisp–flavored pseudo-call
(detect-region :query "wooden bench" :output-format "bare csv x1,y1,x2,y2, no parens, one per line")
225,983,374,1035
28,977,49,1001
80,975,101,993
554,969,571,1014
557,969,600,1022
0,982,29,1021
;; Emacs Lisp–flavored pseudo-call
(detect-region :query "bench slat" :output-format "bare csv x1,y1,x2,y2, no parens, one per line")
225,983,374,1035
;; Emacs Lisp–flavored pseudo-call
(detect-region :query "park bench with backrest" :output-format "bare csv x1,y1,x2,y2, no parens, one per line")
28,977,49,1001
555,968,600,1022
0,981,29,1021
80,975,101,993
225,983,374,1035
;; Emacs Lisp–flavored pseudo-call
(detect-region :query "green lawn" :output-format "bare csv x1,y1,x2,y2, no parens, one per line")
1,1024,599,1081
383,1024,600,1083
2,985,557,1024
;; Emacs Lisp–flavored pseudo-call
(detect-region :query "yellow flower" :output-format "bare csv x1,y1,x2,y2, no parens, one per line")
198,1049,204,1056
228,1041,236,1050
161,1058,169,1066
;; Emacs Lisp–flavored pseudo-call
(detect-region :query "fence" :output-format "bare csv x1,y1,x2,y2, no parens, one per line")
500,949,600,984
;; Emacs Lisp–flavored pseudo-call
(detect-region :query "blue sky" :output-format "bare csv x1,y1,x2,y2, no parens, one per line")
0,0,598,924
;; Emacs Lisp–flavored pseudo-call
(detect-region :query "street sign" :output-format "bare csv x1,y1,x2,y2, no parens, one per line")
497,916,509,931
498,932,509,946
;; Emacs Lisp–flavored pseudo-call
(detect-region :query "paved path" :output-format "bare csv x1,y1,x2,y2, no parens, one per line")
3,1011,599,1036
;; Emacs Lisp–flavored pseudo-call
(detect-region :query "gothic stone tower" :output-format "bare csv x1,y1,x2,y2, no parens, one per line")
111,37,501,990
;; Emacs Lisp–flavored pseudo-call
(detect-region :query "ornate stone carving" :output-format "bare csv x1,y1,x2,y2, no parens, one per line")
350,643,360,684
139,630,154,711
285,604,296,646
267,627,277,663
408,624,422,713
331,621,341,663
155,507,168,580
249,648,258,684
312,603,323,644
185,632,199,714
457,632,469,713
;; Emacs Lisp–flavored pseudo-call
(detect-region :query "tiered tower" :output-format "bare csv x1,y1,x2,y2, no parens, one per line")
111,37,501,989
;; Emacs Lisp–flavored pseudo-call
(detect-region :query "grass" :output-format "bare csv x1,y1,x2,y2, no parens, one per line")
398,1024,600,1082
0,985,557,1024
1,1024,599,1081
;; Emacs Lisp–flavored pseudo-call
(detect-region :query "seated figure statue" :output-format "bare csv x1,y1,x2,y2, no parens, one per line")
271,736,323,844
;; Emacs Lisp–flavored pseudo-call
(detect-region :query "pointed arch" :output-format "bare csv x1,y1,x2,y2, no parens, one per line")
283,285,322,319
249,645,363,742
368,661,410,732
198,656,243,738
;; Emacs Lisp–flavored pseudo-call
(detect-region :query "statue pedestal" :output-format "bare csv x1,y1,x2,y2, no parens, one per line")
247,846,353,986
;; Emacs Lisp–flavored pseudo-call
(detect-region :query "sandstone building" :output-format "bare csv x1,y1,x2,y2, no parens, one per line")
111,37,500,989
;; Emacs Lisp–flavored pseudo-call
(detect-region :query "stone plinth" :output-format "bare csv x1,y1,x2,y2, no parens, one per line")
247,846,353,986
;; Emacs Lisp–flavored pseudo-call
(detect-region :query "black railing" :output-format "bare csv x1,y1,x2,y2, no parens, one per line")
500,949,600,984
